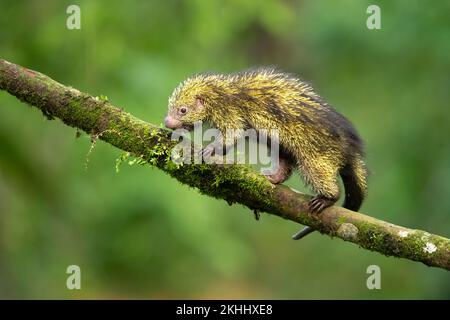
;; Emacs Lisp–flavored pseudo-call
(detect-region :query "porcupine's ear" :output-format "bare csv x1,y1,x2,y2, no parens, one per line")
195,96,205,110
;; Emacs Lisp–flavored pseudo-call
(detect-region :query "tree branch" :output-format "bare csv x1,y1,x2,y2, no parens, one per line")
1,58,449,271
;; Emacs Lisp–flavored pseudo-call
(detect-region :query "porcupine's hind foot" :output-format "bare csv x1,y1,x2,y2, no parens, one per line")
292,195,338,240
308,195,338,213
263,156,293,184
301,163,340,214
293,164,340,239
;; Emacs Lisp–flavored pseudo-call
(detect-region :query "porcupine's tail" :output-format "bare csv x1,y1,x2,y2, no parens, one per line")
341,155,368,211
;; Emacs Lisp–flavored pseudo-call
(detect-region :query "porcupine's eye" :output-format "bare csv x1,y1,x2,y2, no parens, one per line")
179,107,187,115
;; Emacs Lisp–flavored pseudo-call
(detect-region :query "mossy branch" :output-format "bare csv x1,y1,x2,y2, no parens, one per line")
1,59,449,271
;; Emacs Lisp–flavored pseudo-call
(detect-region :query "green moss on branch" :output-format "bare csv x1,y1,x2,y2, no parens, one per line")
1,58,449,271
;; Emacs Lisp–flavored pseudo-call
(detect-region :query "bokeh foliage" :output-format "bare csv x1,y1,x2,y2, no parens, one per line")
0,0,449,298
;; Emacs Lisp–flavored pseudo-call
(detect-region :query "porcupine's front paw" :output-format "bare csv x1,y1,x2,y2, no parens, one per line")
199,144,215,159
264,172,286,184
308,195,336,213
262,157,293,184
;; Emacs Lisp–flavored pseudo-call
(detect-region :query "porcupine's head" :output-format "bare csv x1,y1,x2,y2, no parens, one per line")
165,74,214,131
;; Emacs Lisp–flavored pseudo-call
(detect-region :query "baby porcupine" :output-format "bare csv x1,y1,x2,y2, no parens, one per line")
165,68,368,239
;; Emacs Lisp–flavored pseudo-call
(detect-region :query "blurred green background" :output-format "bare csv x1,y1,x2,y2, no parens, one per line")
0,0,449,299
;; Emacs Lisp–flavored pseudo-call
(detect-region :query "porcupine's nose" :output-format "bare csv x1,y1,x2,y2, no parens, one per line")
164,116,177,129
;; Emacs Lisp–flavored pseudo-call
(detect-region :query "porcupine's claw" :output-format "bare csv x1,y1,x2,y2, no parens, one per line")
199,144,215,158
308,195,335,213
292,195,336,240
